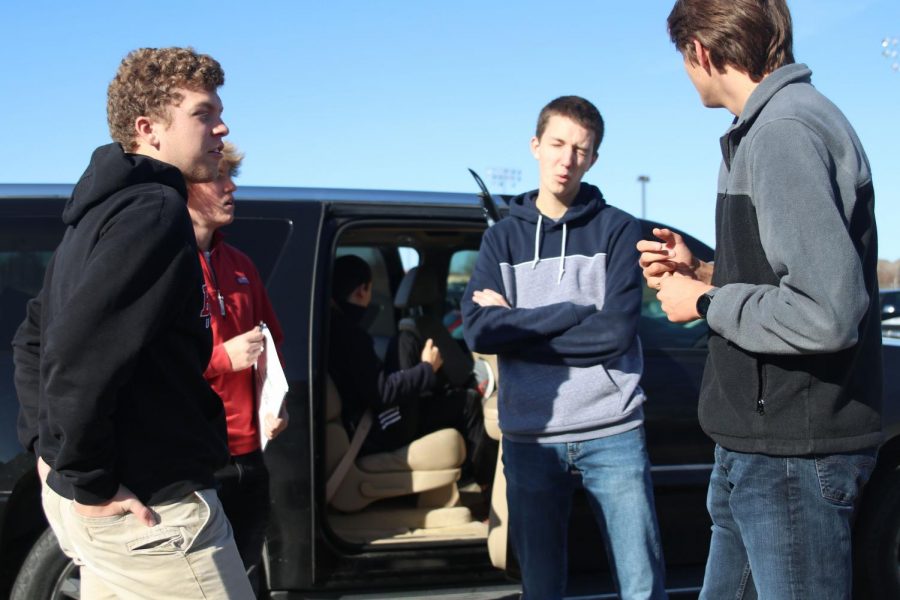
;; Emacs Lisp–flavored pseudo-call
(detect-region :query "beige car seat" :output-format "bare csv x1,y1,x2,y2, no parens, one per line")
324,376,467,515
473,353,510,570
393,265,474,387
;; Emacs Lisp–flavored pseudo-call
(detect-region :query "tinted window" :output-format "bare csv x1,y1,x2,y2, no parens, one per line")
1,216,65,461
639,286,709,349
398,246,419,273
445,249,478,340
636,221,714,350
0,216,64,348
220,217,293,284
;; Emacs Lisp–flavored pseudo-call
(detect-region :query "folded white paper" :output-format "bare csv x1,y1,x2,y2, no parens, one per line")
255,322,288,450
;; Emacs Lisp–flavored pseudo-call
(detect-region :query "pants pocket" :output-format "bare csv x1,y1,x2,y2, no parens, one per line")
126,527,184,554
815,451,877,505
73,491,212,557
68,504,127,527
124,491,213,555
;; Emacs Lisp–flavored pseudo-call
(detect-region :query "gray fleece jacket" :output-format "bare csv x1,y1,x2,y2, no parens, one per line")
701,63,882,455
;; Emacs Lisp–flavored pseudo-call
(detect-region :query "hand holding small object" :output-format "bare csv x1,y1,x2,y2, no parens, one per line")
224,327,266,371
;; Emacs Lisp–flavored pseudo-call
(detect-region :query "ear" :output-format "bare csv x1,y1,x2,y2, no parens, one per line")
693,39,712,74
134,115,160,149
530,135,540,160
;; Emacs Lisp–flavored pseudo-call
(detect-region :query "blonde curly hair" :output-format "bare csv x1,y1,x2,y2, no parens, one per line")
107,47,225,151
221,141,244,178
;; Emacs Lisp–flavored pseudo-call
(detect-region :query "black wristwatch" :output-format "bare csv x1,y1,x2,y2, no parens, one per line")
696,289,717,319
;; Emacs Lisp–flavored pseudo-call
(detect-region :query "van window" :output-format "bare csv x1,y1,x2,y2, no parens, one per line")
445,249,478,339
221,218,293,284
638,285,708,349
398,246,419,273
0,216,63,346
0,216,65,462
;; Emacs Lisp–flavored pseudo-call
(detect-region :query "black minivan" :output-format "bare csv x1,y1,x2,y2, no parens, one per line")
2,183,899,599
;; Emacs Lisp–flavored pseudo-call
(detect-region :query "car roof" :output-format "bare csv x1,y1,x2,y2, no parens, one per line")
0,184,73,199
0,183,485,208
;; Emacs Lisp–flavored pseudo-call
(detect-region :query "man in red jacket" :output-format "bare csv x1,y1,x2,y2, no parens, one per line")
186,141,287,592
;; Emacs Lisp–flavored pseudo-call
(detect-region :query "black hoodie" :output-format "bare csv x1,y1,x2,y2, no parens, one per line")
12,143,229,505
328,300,436,454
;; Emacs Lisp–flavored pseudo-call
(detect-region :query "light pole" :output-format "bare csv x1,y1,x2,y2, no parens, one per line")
637,175,650,220
486,167,522,194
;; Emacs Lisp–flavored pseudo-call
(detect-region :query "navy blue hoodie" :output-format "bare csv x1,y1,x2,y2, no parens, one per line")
13,143,229,505
462,183,645,442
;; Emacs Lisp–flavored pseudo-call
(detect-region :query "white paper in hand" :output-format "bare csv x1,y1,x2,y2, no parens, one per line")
255,322,288,450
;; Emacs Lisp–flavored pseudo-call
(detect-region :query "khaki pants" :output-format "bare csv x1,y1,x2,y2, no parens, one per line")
42,484,253,599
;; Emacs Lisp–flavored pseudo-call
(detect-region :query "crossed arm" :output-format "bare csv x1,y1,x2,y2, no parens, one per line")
463,219,644,366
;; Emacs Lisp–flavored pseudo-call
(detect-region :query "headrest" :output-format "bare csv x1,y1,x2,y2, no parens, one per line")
394,265,440,309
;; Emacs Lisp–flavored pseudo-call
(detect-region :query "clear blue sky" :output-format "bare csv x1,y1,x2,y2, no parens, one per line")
2,1,899,257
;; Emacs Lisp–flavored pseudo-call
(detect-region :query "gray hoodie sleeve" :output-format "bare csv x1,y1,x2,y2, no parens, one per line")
707,118,869,354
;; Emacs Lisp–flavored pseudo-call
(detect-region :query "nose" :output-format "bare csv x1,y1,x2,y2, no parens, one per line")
560,147,575,168
224,176,237,193
214,118,230,137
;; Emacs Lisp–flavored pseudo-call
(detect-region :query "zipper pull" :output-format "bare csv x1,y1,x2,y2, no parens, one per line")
757,397,766,415
217,292,226,317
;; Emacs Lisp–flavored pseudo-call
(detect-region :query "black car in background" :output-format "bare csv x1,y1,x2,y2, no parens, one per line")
1,184,899,599
881,289,900,339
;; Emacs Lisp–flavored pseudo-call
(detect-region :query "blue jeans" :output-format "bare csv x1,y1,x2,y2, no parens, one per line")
700,445,877,600
503,427,667,600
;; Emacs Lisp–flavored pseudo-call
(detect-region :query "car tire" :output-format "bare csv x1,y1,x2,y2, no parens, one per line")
854,465,900,599
10,528,79,600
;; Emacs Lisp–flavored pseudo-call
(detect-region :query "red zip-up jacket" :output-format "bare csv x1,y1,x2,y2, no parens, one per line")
200,231,284,456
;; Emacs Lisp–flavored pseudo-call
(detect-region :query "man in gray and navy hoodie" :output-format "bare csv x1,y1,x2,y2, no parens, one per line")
462,96,666,600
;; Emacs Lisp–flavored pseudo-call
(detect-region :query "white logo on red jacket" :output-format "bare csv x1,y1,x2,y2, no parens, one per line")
200,283,211,328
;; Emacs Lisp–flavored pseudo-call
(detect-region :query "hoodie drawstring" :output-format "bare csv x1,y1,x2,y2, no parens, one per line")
532,214,568,284
532,213,543,269
558,223,567,284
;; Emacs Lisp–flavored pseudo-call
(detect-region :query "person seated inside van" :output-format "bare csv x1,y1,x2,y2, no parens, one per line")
328,254,445,456
383,297,497,489
328,255,491,488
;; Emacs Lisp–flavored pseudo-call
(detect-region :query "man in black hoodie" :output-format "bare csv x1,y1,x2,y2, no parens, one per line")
12,48,253,598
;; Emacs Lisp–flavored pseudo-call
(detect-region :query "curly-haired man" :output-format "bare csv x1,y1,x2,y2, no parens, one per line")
13,47,253,598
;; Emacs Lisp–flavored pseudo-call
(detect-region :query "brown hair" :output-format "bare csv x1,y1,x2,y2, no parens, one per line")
107,47,225,150
536,96,604,155
220,141,244,178
667,0,794,81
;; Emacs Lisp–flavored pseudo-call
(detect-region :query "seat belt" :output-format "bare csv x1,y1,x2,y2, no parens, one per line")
326,409,373,502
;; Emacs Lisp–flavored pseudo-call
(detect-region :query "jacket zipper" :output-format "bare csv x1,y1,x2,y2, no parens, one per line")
757,362,767,415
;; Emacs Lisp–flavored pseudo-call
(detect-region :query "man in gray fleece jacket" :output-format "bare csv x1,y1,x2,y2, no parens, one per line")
638,1,882,598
